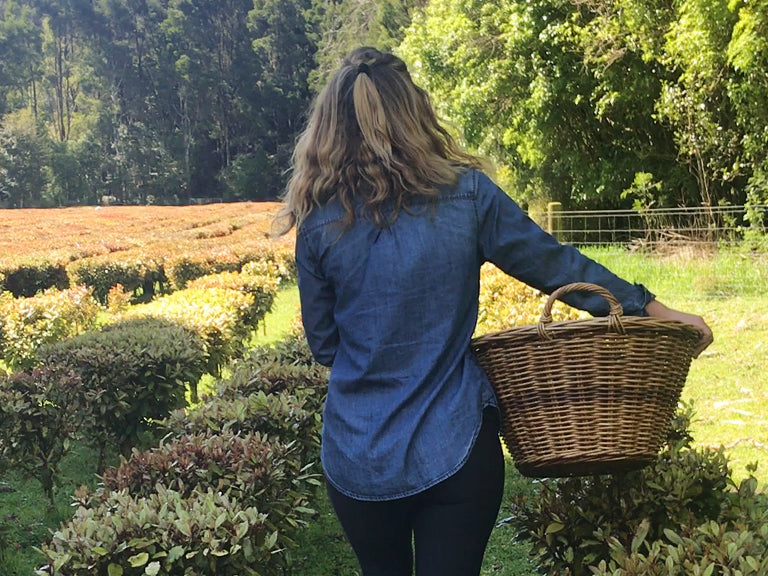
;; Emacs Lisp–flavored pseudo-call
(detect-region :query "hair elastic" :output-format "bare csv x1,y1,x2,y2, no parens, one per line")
357,62,371,76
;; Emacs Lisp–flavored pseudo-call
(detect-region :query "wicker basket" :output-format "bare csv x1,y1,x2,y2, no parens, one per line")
471,282,701,478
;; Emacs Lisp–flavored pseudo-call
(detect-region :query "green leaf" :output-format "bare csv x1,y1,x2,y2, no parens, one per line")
53,554,72,571
128,552,150,568
546,521,565,534
631,519,650,554
167,545,185,563
108,564,124,576
144,561,161,576
746,556,760,571
663,528,684,545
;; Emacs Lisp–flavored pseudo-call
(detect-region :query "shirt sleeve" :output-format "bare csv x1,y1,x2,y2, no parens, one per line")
474,171,655,317
296,230,339,367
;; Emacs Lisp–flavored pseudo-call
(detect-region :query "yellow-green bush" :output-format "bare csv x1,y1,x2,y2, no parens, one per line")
241,249,297,286
186,270,278,328
0,285,100,370
475,263,584,336
120,287,256,381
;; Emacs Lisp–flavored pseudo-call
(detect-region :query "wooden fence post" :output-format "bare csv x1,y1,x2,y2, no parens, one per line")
547,202,562,240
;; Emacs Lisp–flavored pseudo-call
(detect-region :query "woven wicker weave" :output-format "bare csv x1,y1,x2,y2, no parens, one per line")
471,282,700,477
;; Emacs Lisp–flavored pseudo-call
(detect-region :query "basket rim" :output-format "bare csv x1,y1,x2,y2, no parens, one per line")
471,315,700,350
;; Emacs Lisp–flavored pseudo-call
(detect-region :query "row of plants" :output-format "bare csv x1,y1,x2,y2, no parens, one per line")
0,265,285,508
0,330,329,575
0,265,282,374
4,256,768,575
41,336,328,576
0,262,564,379
0,203,283,263
0,204,294,300
0,240,294,304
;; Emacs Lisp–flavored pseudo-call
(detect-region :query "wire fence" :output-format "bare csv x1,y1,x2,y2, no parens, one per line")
527,204,768,300
540,204,768,248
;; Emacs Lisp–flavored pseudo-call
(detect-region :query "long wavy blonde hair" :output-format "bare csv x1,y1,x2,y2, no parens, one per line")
274,47,486,234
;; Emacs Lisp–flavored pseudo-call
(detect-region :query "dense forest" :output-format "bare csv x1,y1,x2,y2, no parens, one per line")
0,0,766,214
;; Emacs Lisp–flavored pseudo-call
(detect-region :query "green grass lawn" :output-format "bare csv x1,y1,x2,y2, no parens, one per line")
581,246,768,484
0,443,105,575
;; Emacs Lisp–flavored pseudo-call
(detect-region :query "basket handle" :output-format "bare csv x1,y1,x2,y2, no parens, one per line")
538,282,625,339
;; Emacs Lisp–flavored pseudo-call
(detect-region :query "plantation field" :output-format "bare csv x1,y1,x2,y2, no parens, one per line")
1,204,766,576
0,202,291,264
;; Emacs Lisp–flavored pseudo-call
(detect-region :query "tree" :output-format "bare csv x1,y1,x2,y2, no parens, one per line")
727,0,768,212
0,0,43,117
0,109,48,207
244,0,316,198
399,0,697,209
311,0,423,88
657,0,746,208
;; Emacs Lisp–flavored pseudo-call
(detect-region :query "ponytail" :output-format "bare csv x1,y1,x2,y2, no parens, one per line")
353,66,392,168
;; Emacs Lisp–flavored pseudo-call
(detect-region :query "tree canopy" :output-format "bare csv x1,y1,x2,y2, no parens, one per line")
399,0,767,211
0,0,766,211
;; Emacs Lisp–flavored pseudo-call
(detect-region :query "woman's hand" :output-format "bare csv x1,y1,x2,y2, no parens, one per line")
645,299,714,358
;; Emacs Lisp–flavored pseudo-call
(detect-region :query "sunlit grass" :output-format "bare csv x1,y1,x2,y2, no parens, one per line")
251,284,301,346
582,246,768,485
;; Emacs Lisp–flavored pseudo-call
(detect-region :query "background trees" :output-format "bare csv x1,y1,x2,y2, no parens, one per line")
0,0,766,211
399,0,767,212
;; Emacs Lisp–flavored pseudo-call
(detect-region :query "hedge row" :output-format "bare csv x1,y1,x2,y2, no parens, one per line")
38,336,328,576
0,269,280,384
0,244,295,303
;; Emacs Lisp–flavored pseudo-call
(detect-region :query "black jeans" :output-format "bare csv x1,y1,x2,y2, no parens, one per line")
325,408,505,576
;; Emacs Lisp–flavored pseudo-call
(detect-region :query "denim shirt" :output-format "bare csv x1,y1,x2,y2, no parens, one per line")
296,169,654,501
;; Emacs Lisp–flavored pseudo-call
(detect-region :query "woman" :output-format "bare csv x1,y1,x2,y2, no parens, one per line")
276,46,713,576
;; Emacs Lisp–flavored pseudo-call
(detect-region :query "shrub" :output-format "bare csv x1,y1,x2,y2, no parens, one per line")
66,253,163,305
161,389,322,466
220,337,327,395
507,403,761,575
476,263,584,336
590,474,768,575
0,259,69,297
0,365,98,505
0,285,100,370
241,250,297,286
186,270,279,328
41,485,279,576
38,317,207,467
120,287,255,383
163,253,241,291
245,332,319,368
100,430,317,554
